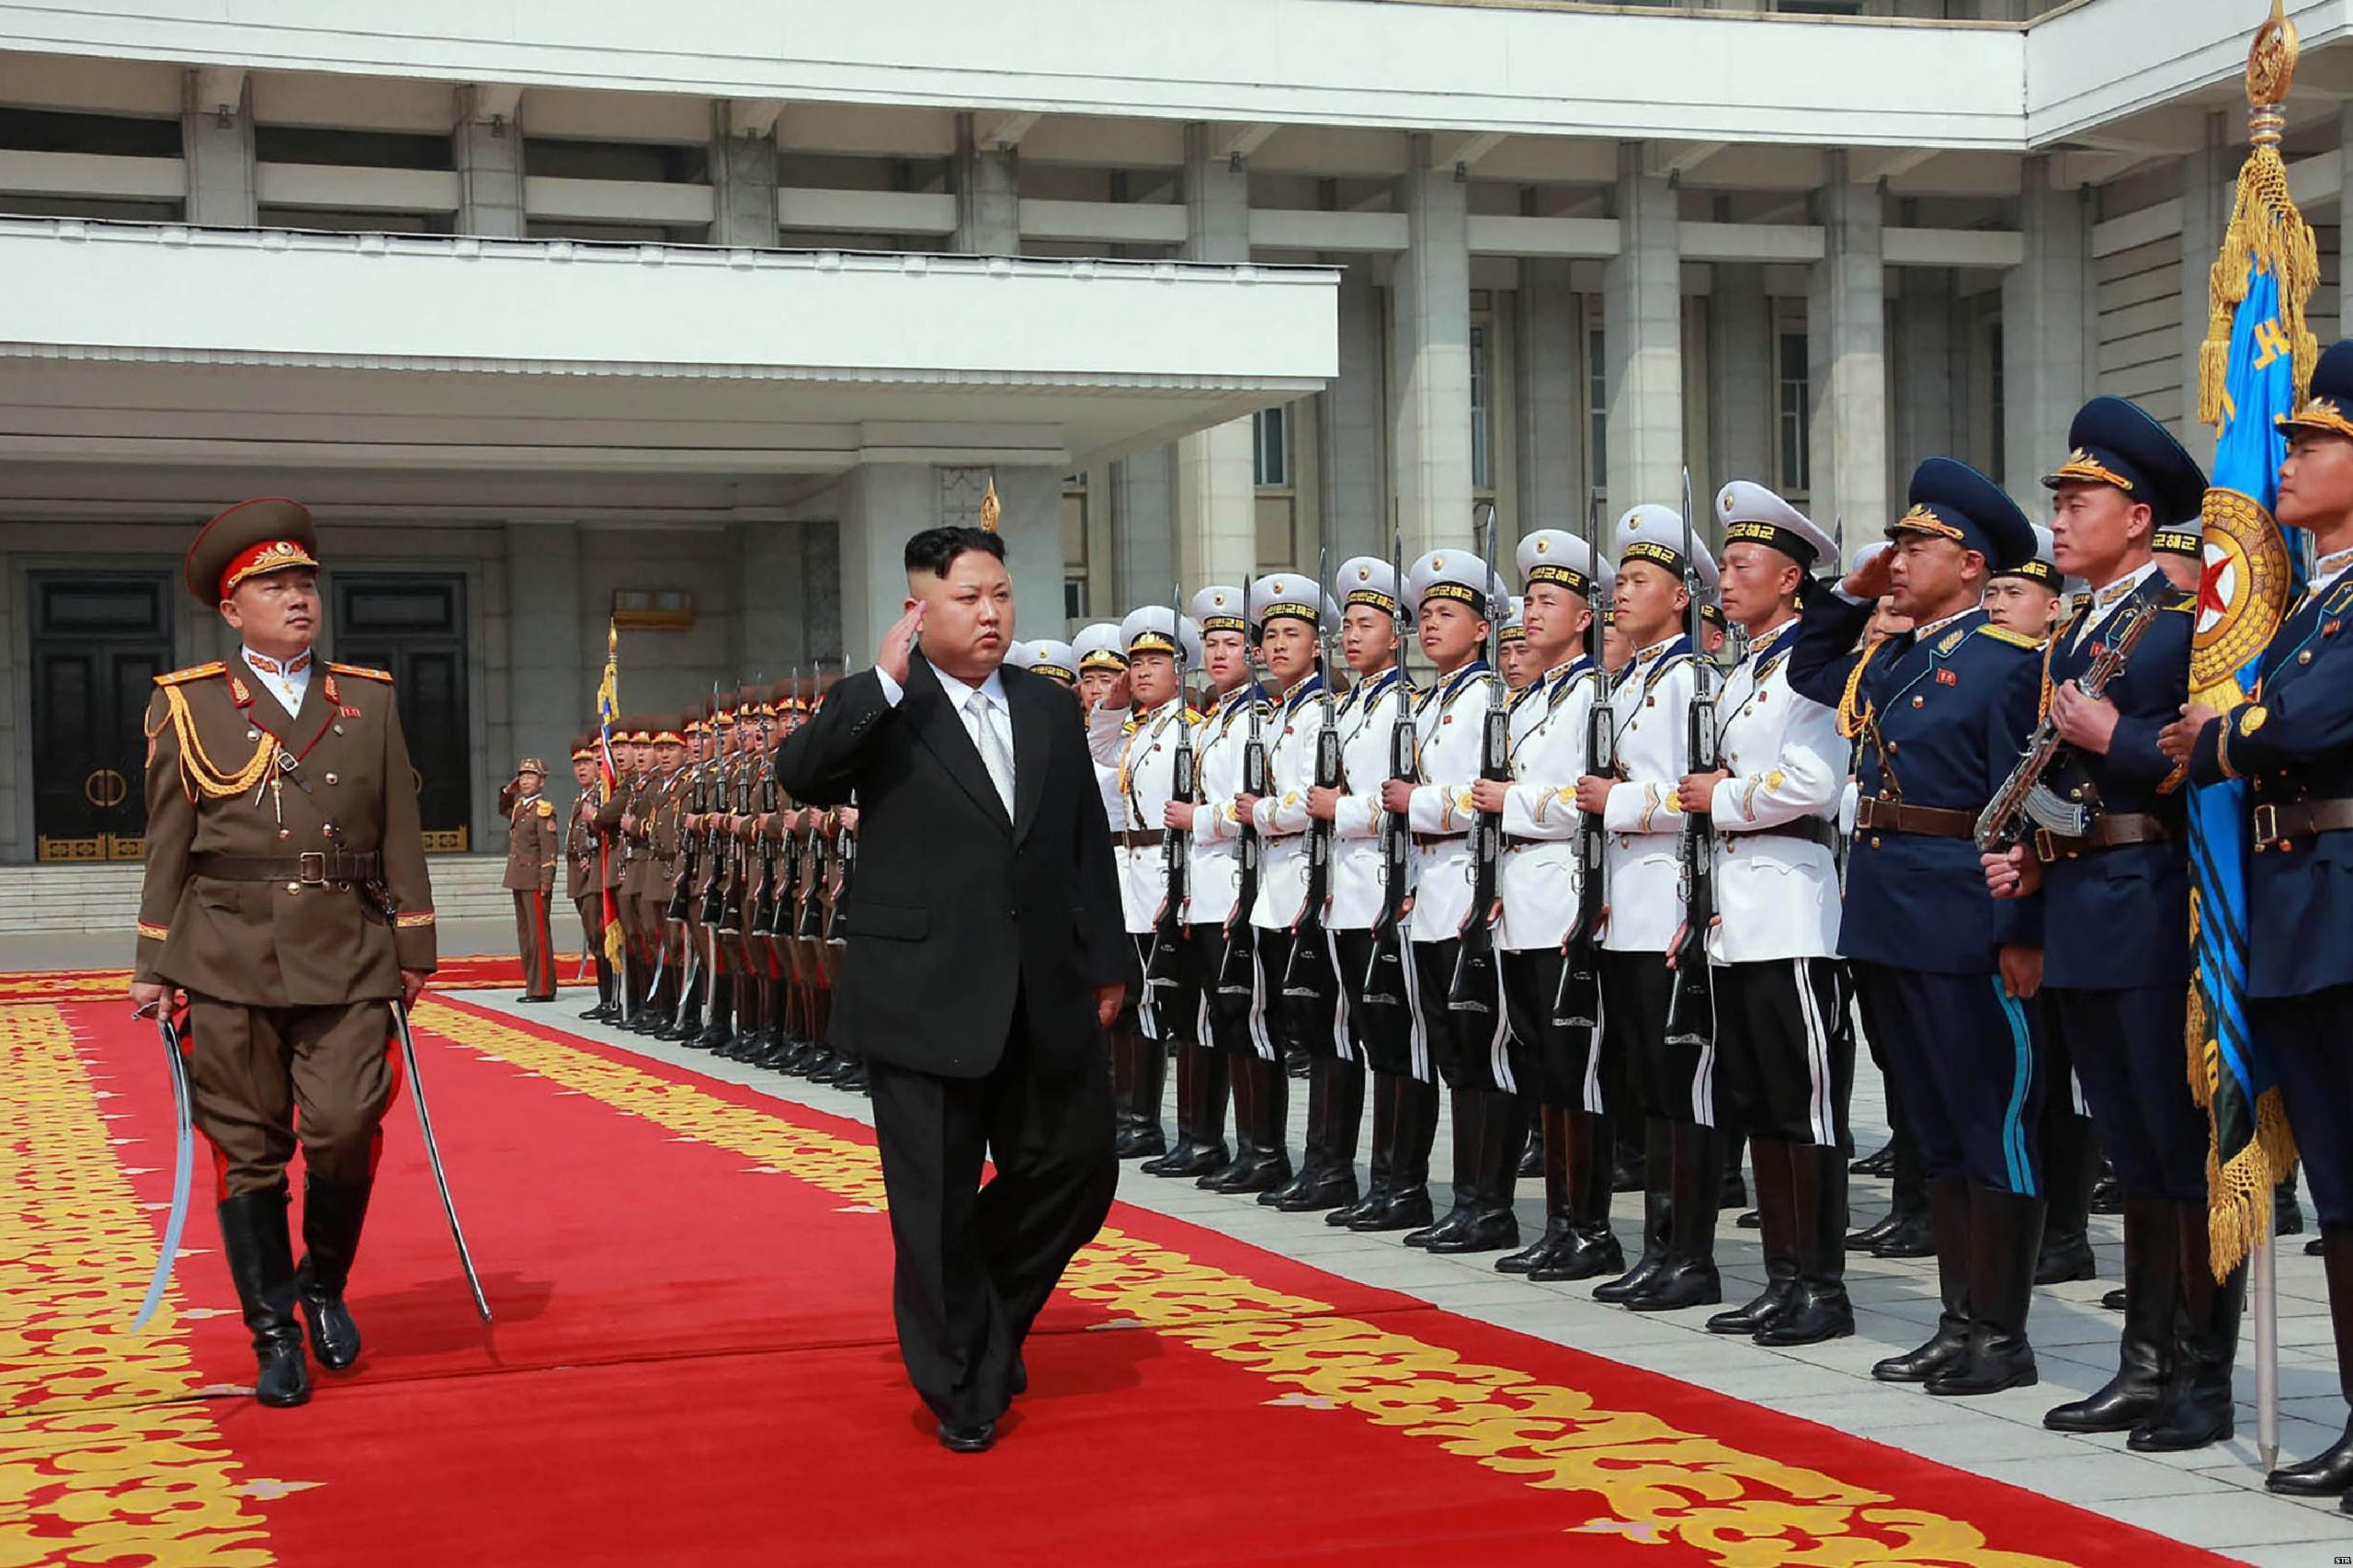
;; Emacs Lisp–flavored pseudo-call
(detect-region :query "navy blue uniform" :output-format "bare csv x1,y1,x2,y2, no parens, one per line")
1790,596,2046,1196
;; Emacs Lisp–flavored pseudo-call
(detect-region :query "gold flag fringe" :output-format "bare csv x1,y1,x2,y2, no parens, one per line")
2198,136,2320,429
2186,892,2300,1279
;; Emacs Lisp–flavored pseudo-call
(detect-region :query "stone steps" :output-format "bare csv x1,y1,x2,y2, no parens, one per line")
0,855,513,934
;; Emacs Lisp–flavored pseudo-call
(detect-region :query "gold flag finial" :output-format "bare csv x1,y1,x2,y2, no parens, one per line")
979,474,1001,533
2247,0,2298,127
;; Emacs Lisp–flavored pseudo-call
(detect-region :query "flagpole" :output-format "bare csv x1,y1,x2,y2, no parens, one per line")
2255,1232,2279,1471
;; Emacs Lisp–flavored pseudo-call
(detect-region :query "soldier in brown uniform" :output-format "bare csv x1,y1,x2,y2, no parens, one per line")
661,710,713,1045
499,757,559,1002
618,721,664,1028
566,738,619,1020
692,698,741,1050
130,497,437,1409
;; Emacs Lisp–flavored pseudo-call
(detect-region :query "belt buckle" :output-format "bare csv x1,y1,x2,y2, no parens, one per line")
297,851,327,886
2253,802,2279,847
2032,827,2059,864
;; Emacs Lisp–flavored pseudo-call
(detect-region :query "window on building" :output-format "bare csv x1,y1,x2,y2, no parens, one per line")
1587,320,1608,501
1253,405,1290,489
1064,578,1087,620
1470,322,1494,492
1776,328,1812,497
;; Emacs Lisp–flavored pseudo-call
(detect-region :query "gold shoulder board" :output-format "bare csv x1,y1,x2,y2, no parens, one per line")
537,799,555,816
1976,625,2040,650
325,662,394,683
154,662,225,687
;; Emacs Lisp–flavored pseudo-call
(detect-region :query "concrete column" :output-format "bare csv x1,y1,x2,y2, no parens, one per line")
733,522,801,676
1603,144,1682,512
453,85,525,238
1708,264,1774,488
952,113,1020,255
1891,267,1960,517
1176,123,1257,586
506,523,584,789
1514,259,1579,536
987,467,1068,649
1391,139,1474,558
1318,259,1388,567
1111,448,1176,611
180,67,256,228
710,104,780,249
838,463,934,675
2003,156,2093,509
1807,154,1890,540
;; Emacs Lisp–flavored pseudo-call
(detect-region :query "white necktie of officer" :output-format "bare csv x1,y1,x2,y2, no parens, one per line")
965,688,1016,817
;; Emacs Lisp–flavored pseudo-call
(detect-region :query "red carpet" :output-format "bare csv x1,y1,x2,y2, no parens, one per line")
3,988,2246,1567
0,950,581,1004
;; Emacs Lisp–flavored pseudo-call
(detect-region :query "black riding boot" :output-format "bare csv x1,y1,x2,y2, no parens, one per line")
1596,1118,1674,1302
694,971,734,1051
1200,1049,1259,1188
2046,1195,2176,1432
1145,1043,1232,1178
1927,1186,2042,1396
659,968,705,1043
1329,1069,1394,1226
1122,1028,1170,1159
1500,1105,1573,1274
1710,1137,1798,1334
1757,1144,1856,1346
1350,1075,1437,1232
1532,1109,1624,1282
1274,1057,1363,1212
2034,1108,2098,1284
2269,1223,2353,1494
582,953,618,1020
1406,1089,1483,1248
218,1191,309,1407
2129,1200,2243,1450
1204,1054,1290,1194
1629,1121,1723,1312
1426,1090,1525,1254
1853,1099,1933,1256
1874,1177,1973,1381
294,1174,370,1371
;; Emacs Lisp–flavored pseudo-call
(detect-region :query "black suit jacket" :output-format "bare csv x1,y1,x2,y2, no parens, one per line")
774,657,1127,1079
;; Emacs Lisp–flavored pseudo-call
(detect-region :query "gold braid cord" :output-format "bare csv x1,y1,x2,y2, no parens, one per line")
1834,637,1884,741
161,683,278,800
2198,6,2318,429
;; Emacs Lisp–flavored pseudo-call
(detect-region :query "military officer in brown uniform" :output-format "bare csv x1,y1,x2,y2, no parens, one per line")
566,737,618,1019
618,721,665,1027
500,757,560,1002
130,497,436,1410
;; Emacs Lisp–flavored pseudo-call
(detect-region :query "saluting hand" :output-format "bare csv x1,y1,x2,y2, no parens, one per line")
1843,550,1896,602
878,599,926,687
2158,700,2220,764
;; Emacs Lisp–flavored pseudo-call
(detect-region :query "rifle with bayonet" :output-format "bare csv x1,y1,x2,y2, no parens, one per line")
1447,503,1507,1015
1283,546,1342,999
1976,597,2163,853
1554,490,1612,1029
1362,517,1415,1009
1214,583,1269,997
1144,585,1194,994
1662,469,1720,1051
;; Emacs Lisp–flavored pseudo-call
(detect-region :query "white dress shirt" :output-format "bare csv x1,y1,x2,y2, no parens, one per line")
875,656,1015,812
241,646,312,718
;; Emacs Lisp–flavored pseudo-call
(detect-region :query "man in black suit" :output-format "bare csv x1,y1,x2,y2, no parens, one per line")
776,526,1128,1454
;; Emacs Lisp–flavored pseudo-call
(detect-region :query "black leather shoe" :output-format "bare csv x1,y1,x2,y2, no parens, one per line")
1754,1284,1854,1346
1868,1210,1937,1258
218,1192,312,1409
1345,1185,1433,1233
1849,1143,1896,1178
2268,1422,2353,1495
1271,1165,1358,1214
1707,1280,1797,1335
1404,1205,1477,1249
2034,1231,2097,1285
1873,1319,1969,1383
1529,1227,1622,1283
1143,1140,1230,1180
938,1420,995,1454
515,993,554,1005
1624,1257,1721,1312
295,1266,362,1371
578,1000,610,1020
2047,1197,2172,1434
1203,1149,1290,1196
1424,1210,1518,1255
1592,1253,1665,1304
1496,1215,1572,1275
2102,1287,2127,1311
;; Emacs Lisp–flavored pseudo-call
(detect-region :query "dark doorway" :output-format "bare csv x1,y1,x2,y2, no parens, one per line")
331,574,472,852
31,571,173,861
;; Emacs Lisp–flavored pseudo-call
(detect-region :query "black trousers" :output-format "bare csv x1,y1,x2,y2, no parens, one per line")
1500,947,1592,1109
864,1015,1118,1429
1714,958,1854,1149
1597,949,1672,1121
2255,983,2353,1226
2049,983,2205,1202
1411,938,1511,1093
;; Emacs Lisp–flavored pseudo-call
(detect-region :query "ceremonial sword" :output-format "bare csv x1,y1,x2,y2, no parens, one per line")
127,998,195,1335
391,999,494,1323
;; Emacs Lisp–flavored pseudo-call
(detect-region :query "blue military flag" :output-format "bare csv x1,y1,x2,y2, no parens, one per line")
2185,18,2313,1273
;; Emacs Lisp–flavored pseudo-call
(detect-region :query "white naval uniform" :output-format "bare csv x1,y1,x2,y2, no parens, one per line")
1703,619,1843,966
1329,669,1413,933
1188,685,1275,1058
1495,657,1605,953
1597,636,1699,954
1404,660,1511,1086
1247,676,1333,932
1088,696,1195,935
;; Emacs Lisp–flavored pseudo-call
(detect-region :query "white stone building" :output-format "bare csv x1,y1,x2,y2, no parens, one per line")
0,0,2336,862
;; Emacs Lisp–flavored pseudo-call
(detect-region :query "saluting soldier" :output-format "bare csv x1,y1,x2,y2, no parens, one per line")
1478,530,1616,1280
1239,576,1357,1210
1383,549,1520,1254
131,497,437,1408
566,737,618,1021
500,756,560,1003
2164,340,2353,1501
1681,484,1851,1344
1985,396,2230,1449
1790,459,2048,1398
1579,507,1720,1310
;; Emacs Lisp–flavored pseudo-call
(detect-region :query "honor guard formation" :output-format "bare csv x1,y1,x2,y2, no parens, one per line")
133,358,2353,1514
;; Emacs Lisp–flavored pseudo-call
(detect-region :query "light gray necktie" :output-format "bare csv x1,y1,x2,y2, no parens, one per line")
967,690,1016,817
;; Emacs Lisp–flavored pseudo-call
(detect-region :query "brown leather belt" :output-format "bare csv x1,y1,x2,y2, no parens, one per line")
1851,796,1974,840
2252,796,2353,850
2033,812,2174,860
1111,830,1165,850
191,849,383,886
1729,817,1842,852
1413,834,1466,851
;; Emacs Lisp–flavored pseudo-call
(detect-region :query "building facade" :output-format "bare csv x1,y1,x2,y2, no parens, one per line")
0,0,2338,861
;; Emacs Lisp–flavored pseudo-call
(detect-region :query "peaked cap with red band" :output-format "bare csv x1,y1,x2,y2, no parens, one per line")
185,497,319,604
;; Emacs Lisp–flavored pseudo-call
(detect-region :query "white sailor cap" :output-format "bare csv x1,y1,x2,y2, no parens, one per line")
1613,505,1718,591
1500,596,1527,642
1073,622,1129,672
1716,481,1835,570
1248,573,1338,629
1188,585,1251,637
1006,638,1077,683
1334,555,1411,622
1516,529,1612,600
1120,605,1204,665
1989,524,2063,591
1405,549,1506,616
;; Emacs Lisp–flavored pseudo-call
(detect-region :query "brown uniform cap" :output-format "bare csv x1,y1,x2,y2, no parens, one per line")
184,497,318,605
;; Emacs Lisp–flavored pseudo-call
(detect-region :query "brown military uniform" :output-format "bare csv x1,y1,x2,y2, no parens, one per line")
502,771,559,1000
